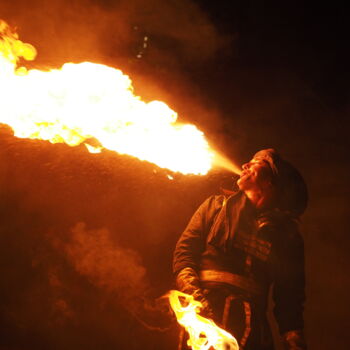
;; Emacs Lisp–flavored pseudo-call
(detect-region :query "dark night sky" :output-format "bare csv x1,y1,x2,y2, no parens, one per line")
0,1,349,350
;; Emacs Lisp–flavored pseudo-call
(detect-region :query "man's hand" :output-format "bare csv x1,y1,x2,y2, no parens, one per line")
282,330,307,350
176,267,214,319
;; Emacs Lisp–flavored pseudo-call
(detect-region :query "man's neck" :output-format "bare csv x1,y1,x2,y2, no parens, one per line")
244,189,273,210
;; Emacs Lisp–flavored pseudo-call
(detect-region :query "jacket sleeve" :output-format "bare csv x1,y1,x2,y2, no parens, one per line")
173,196,219,276
272,221,306,335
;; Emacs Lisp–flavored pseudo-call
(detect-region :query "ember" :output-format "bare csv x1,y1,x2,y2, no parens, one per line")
0,20,218,175
169,290,239,350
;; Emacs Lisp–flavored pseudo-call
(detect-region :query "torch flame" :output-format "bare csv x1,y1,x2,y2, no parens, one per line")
0,20,215,175
169,290,239,350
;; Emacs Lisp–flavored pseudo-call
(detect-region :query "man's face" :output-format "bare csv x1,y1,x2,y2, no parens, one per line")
237,157,274,191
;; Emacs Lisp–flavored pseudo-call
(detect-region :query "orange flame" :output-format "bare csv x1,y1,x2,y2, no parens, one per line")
0,20,216,175
169,290,239,350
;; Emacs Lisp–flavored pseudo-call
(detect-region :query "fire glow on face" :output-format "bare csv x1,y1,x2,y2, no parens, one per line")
0,20,218,175
169,290,239,350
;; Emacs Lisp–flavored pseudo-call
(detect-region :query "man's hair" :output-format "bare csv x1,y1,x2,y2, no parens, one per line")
253,149,308,217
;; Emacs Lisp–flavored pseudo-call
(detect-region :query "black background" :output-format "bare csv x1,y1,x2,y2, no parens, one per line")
0,1,349,349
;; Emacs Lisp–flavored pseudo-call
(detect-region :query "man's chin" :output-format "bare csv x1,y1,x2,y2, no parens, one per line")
237,178,244,190
237,177,251,191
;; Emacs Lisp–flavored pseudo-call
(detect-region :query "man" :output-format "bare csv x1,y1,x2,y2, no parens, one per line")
173,149,307,350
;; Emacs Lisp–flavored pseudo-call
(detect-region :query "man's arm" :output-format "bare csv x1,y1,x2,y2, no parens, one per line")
173,195,221,275
172,195,222,317
272,222,307,350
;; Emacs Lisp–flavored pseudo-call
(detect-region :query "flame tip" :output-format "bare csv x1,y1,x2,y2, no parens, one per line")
169,290,239,350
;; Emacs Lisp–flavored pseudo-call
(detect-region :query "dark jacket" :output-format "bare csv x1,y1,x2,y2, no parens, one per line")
173,193,306,345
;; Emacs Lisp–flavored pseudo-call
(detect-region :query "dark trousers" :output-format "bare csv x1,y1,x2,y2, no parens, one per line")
178,288,274,350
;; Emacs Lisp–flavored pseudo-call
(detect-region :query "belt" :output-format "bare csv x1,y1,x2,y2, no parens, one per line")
200,270,263,296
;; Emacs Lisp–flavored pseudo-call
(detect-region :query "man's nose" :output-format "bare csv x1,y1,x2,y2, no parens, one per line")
242,162,250,170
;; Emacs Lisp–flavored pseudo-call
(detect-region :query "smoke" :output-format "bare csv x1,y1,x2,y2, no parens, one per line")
0,0,228,67
56,222,174,331
62,222,149,305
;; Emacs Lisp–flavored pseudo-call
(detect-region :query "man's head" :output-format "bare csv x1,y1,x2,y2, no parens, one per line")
237,157,274,193
237,149,308,217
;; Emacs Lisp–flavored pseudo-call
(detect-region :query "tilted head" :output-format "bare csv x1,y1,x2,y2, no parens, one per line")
237,149,308,217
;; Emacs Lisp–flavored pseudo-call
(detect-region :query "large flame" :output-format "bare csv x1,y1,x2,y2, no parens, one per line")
169,290,239,350
0,20,216,175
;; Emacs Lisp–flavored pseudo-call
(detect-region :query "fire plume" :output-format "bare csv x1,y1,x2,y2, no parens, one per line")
0,20,214,175
169,290,239,350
